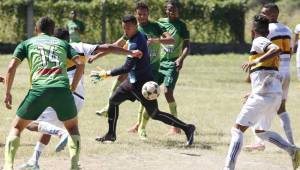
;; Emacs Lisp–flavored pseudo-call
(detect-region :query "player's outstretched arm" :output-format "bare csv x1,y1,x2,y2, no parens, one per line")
70,56,85,92
4,58,20,109
175,39,190,72
148,32,175,45
96,44,143,58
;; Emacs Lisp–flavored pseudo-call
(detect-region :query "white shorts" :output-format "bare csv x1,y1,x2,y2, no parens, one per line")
280,71,290,100
37,70,84,127
236,93,282,131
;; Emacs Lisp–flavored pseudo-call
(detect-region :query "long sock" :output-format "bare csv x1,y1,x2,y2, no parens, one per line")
152,111,189,132
137,104,144,125
68,135,80,170
38,121,65,136
108,104,119,136
139,110,150,130
28,142,45,165
4,135,20,170
168,101,178,117
279,112,294,144
251,127,264,144
256,131,295,156
224,128,243,170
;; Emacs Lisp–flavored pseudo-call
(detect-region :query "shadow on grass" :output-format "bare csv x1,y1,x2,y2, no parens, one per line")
0,143,35,148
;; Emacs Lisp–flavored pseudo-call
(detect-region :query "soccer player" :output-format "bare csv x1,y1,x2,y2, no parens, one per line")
156,0,190,134
91,15,195,146
223,15,300,170
244,3,294,151
3,17,84,170
17,28,143,169
0,75,4,83
294,23,300,80
66,10,85,43
92,2,175,140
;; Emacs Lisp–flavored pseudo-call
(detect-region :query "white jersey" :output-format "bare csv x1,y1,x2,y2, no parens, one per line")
295,24,300,67
70,42,97,58
250,37,282,94
267,22,292,73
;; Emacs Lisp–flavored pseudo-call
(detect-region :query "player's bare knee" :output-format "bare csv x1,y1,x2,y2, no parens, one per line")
26,122,39,131
234,124,248,132
255,129,265,133
66,125,79,135
277,101,286,114
164,88,174,102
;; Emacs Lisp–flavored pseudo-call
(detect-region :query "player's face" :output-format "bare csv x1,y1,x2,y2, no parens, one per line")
166,4,178,20
135,8,149,25
122,22,137,38
260,7,278,22
70,11,77,20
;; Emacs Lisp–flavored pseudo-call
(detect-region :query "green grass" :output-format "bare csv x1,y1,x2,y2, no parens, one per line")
0,53,300,169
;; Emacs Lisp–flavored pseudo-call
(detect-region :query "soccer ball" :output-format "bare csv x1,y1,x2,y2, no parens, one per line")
142,81,160,100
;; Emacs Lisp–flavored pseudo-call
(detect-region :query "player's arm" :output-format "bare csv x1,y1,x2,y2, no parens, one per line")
4,58,21,109
294,33,299,53
175,39,190,72
242,43,281,72
95,44,142,57
148,32,175,45
70,56,85,92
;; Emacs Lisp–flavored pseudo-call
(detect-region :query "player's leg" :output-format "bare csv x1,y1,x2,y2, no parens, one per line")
296,50,300,81
96,80,135,143
138,109,150,140
96,74,127,117
4,117,32,170
244,127,265,151
127,103,144,133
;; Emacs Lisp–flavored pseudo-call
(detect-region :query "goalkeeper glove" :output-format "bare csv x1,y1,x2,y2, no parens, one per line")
90,70,111,84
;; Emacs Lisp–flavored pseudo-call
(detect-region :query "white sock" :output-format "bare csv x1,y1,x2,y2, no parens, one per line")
224,127,243,169
279,112,294,144
251,127,264,145
38,121,65,136
256,131,295,156
28,142,46,165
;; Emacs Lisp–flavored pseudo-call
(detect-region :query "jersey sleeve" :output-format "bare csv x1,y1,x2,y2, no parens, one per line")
295,24,300,34
81,43,97,56
13,41,27,62
180,22,190,40
66,43,79,59
155,22,164,36
252,37,273,53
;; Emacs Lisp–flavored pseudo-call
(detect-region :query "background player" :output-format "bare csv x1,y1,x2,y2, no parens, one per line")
66,10,85,43
91,15,195,146
245,3,294,151
223,15,300,170
3,17,84,170
294,23,300,80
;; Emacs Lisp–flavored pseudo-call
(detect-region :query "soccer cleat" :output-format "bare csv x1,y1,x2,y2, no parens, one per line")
55,132,69,152
184,124,196,146
95,133,116,143
127,123,139,133
138,129,147,140
222,167,232,170
244,143,266,152
17,163,40,170
95,109,108,117
292,150,300,170
168,127,181,135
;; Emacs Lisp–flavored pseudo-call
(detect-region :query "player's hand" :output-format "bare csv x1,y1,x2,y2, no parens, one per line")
131,50,143,58
88,57,95,64
147,38,159,45
175,58,184,72
241,61,257,72
90,70,110,84
4,93,12,109
243,93,250,104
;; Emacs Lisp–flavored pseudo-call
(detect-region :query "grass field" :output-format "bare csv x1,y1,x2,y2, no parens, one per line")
0,53,300,170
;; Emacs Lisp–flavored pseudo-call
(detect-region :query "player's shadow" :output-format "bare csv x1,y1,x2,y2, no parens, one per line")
145,139,212,150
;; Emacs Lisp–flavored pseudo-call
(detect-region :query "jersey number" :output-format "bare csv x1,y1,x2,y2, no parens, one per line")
38,46,60,67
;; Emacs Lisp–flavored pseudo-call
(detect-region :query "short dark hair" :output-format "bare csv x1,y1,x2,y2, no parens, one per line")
135,1,148,11
263,3,279,13
36,16,55,35
253,14,269,35
54,28,70,41
165,0,180,8
122,15,137,25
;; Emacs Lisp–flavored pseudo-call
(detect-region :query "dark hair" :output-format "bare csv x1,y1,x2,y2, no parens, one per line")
122,15,137,25
135,1,148,11
263,3,279,13
36,16,55,35
253,14,269,35
54,28,70,41
165,0,180,8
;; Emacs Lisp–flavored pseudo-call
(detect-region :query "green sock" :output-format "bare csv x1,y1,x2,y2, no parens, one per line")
137,104,145,125
109,79,122,96
168,102,178,117
68,135,81,170
4,135,20,170
139,110,150,130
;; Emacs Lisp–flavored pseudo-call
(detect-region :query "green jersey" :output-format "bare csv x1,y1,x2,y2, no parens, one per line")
158,18,190,66
67,19,85,42
138,21,164,65
13,34,78,89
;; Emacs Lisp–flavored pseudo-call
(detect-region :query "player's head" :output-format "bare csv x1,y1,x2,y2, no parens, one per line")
260,3,279,23
165,0,179,20
135,1,149,25
35,16,55,35
252,14,270,37
70,10,77,20
122,15,138,38
54,28,70,42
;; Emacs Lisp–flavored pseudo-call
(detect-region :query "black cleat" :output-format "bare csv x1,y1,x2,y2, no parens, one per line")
184,124,196,146
95,133,116,143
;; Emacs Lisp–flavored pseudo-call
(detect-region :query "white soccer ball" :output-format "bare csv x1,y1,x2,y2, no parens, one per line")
142,81,160,100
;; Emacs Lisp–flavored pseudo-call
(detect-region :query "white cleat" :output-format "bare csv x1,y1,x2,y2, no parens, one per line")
17,163,40,170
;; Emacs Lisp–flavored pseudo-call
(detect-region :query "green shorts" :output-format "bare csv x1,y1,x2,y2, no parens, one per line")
157,62,179,90
16,88,77,121
151,61,160,83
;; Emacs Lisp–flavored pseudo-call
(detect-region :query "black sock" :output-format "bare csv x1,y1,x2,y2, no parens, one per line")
107,104,119,136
